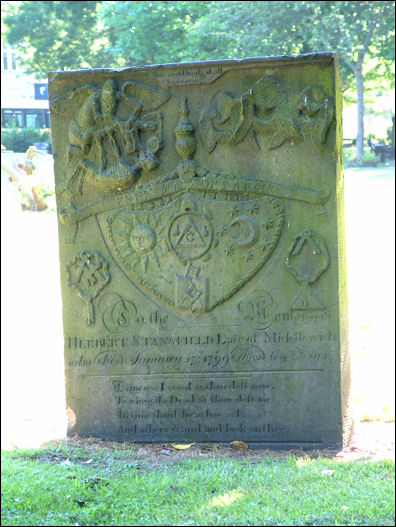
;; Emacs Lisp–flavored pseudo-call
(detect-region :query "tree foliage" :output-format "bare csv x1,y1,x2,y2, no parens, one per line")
3,1,113,74
99,1,206,66
3,1,394,79
184,1,395,87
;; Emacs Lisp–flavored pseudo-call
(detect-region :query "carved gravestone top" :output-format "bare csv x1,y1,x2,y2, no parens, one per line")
49,53,351,449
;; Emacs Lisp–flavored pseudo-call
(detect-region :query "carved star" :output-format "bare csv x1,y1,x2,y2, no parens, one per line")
247,201,260,214
216,225,228,237
262,217,274,230
259,239,272,251
245,250,254,262
106,211,117,225
228,205,240,217
224,243,235,256
149,212,162,228
202,206,213,219
162,240,171,252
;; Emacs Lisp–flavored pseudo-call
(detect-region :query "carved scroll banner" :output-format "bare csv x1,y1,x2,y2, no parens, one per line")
50,53,351,449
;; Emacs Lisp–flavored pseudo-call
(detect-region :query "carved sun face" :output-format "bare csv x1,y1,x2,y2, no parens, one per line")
111,213,166,273
130,224,157,254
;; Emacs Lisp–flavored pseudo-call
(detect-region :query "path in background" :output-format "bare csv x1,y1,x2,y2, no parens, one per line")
344,166,395,423
2,175,66,448
1,165,395,449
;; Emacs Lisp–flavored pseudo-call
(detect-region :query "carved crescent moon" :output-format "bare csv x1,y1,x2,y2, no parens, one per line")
229,215,259,247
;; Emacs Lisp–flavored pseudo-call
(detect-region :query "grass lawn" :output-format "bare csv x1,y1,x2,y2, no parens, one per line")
1,441,395,526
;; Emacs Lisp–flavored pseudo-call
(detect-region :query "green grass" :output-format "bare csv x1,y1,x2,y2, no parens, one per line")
2,442,394,526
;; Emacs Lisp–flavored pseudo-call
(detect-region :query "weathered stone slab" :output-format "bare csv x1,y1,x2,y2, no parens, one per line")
49,53,351,449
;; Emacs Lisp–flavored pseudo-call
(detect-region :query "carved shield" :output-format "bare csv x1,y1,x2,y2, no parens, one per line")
97,190,284,312
54,88,329,314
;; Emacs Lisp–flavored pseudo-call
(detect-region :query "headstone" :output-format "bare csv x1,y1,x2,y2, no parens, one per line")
49,53,352,449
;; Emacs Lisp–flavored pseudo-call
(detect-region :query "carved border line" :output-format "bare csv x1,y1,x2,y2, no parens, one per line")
60,177,328,226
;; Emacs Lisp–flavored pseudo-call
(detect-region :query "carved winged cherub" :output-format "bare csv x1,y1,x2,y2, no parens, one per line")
50,79,170,196
199,77,334,153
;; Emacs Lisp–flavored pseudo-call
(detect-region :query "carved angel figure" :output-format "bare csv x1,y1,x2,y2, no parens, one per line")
199,77,334,153
50,79,170,196
199,77,302,152
297,85,334,149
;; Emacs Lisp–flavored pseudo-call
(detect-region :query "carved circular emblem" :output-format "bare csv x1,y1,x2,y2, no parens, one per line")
168,211,213,260
130,225,157,254
229,215,259,247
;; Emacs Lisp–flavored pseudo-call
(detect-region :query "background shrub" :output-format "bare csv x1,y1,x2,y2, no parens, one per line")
1,127,51,152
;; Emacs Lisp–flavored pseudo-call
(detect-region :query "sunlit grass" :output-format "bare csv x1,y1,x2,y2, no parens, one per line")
209,489,243,507
1,444,394,526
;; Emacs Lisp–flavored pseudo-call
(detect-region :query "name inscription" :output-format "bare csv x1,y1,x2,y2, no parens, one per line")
66,329,336,350
150,66,226,86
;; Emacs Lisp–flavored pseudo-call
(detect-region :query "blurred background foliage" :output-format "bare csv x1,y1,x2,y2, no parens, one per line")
2,0,395,164
2,127,51,152
2,1,394,80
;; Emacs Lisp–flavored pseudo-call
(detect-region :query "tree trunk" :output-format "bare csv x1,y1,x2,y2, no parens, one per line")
354,57,365,166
